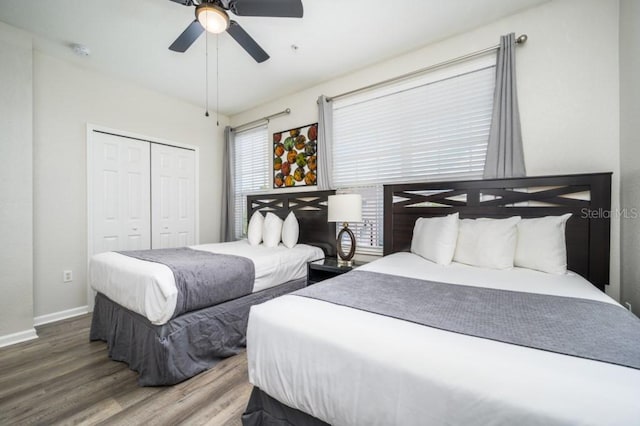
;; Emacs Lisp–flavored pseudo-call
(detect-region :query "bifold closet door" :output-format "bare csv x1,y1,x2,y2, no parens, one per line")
151,144,196,249
92,132,151,253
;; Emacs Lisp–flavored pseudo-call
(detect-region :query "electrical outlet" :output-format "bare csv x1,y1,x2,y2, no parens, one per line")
63,270,73,283
625,302,632,313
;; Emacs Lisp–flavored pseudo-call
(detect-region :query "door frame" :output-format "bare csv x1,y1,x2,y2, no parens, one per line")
86,123,200,310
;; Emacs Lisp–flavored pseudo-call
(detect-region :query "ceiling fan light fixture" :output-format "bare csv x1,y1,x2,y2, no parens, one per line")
196,3,229,34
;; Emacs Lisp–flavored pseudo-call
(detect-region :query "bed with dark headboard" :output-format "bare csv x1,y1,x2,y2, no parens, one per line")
242,172,640,426
248,189,336,257
384,172,612,291
90,190,335,386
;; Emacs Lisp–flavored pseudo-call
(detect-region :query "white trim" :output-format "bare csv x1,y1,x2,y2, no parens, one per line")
87,124,95,311
0,328,38,348
86,123,201,311
87,123,199,152
33,306,89,327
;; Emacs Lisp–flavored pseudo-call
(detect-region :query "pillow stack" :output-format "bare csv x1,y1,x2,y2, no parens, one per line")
281,212,299,248
410,213,572,274
246,211,300,248
247,211,264,246
411,213,459,265
514,213,572,274
454,216,521,270
263,213,284,248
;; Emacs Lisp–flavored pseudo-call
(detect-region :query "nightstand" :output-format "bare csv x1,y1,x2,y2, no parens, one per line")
307,257,366,285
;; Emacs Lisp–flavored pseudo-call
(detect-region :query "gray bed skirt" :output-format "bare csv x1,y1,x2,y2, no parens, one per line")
242,387,329,426
90,278,306,386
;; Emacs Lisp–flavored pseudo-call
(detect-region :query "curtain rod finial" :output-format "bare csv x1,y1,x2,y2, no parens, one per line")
516,34,528,44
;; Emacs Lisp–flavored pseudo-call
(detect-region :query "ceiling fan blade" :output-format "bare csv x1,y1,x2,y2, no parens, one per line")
226,20,270,63
169,20,204,52
168,0,194,6
229,0,303,18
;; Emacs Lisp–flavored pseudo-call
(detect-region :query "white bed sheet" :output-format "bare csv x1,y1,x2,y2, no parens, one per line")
90,240,323,325
247,252,640,426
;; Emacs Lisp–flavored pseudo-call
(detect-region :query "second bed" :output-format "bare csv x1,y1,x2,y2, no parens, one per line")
90,190,335,386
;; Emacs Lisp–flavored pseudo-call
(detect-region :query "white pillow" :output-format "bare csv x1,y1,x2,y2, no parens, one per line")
410,213,459,265
281,211,299,248
515,214,572,274
453,216,521,269
247,211,264,246
263,212,284,248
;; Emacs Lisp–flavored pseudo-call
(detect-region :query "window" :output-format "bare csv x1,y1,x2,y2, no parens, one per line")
234,124,269,239
332,62,496,254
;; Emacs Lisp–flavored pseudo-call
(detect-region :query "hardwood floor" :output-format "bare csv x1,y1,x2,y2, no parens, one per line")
0,314,253,425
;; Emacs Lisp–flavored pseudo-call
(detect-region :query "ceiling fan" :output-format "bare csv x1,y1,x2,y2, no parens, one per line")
168,0,303,63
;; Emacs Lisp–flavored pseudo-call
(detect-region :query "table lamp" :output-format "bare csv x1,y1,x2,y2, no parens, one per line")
328,194,362,266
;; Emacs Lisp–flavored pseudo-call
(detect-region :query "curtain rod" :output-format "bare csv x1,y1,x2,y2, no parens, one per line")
327,34,528,102
231,108,291,132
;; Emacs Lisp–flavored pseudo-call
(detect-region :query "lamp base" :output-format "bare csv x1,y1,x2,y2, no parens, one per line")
336,222,356,265
337,258,353,267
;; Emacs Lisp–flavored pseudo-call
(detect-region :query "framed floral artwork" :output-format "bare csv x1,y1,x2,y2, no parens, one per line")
273,123,318,188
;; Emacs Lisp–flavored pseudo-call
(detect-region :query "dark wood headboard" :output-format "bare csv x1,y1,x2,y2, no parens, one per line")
247,190,336,256
384,173,612,291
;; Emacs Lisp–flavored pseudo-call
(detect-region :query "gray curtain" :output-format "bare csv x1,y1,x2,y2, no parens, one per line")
483,33,526,179
220,126,235,242
317,95,333,190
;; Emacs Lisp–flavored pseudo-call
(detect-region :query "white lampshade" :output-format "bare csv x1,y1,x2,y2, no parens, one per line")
328,194,362,223
197,4,230,34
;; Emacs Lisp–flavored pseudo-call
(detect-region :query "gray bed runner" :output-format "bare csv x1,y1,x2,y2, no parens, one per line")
294,270,640,370
119,247,255,319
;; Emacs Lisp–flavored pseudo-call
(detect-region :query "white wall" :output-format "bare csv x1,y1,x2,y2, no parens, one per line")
619,0,640,316
0,22,35,343
31,52,227,319
230,0,622,300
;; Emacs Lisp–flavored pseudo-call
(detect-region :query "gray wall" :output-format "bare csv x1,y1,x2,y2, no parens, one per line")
231,0,624,300
0,19,228,343
620,0,640,317
32,52,227,319
0,22,34,338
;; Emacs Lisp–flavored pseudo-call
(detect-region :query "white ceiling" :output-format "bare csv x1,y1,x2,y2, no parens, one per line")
0,0,548,116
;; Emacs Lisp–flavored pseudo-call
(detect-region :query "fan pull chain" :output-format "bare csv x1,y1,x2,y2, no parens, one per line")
205,25,210,117
216,33,220,126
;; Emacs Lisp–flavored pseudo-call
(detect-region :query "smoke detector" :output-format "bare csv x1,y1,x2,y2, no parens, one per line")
71,43,91,57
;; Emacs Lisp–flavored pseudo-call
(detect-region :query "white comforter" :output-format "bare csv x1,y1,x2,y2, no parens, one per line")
90,240,323,325
247,252,640,426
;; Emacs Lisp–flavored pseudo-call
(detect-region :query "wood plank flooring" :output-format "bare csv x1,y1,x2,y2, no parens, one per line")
0,314,253,425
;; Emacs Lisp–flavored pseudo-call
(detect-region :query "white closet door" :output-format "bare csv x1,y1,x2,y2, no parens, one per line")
151,144,196,248
92,132,151,254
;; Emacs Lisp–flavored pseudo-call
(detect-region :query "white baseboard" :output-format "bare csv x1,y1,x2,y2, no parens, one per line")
33,305,89,327
0,328,38,348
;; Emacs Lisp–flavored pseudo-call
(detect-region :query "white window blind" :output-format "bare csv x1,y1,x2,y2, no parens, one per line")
234,124,269,239
332,65,496,254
